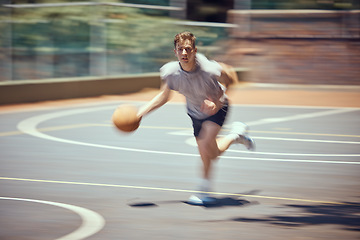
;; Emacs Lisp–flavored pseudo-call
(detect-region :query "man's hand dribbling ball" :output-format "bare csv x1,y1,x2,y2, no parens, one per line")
112,104,142,133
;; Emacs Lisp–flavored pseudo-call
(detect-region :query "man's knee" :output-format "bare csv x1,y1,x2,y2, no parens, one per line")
197,139,220,160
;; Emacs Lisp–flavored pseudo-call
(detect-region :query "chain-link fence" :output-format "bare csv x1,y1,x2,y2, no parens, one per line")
0,1,230,81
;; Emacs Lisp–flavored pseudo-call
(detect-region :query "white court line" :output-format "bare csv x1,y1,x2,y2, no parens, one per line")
247,108,357,126
184,137,360,157
0,197,105,240
16,105,360,165
228,150,360,157
0,177,346,205
252,136,360,145
178,131,360,145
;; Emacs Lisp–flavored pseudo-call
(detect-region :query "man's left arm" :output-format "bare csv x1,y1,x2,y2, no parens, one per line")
218,62,239,88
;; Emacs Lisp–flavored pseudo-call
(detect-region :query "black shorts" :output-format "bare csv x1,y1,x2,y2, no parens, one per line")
188,102,229,137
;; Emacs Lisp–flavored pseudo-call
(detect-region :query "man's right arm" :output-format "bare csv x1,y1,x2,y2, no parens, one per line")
137,82,172,118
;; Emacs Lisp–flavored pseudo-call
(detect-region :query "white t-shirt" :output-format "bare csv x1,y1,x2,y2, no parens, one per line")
160,53,227,119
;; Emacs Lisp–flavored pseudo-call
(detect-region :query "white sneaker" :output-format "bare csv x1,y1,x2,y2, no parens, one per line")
188,194,216,206
187,179,216,206
240,135,255,151
231,122,255,151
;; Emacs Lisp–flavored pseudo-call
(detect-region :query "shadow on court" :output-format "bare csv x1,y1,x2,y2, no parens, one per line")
230,201,360,231
128,196,257,209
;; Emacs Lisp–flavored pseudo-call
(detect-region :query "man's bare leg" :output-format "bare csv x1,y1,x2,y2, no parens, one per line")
188,121,255,204
196,121,222,180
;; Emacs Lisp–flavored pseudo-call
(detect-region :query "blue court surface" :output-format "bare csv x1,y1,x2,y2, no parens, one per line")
1,98,359,239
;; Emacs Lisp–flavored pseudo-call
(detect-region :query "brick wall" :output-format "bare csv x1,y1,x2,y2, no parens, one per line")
228,10,360,38
216,10,360,85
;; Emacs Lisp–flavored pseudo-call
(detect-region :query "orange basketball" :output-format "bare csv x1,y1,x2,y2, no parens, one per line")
112,104,141,132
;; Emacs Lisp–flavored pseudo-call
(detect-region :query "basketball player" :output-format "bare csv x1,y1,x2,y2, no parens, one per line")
138,31,255,205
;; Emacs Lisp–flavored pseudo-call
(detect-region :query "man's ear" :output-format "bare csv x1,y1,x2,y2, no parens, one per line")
194,47,197,53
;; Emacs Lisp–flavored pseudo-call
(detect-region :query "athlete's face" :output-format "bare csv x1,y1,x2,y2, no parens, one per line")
174,39,197,71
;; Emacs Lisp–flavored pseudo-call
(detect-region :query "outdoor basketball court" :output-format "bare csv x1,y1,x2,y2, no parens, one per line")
0,85,359,239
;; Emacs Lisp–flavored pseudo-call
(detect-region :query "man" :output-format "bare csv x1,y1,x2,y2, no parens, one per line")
137,31,254,205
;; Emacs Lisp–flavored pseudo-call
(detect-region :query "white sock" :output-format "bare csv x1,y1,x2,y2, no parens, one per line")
227,133,240,142
199,179,211,192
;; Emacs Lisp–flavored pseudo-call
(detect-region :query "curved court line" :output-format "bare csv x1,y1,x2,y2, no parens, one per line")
0,177,345,205
0,196,105,240
184,137,360,157
17,106,360,165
